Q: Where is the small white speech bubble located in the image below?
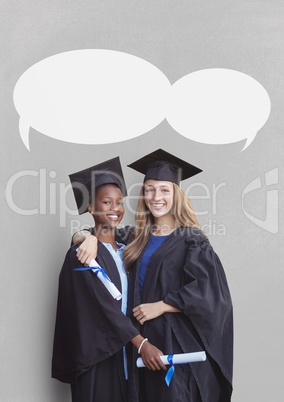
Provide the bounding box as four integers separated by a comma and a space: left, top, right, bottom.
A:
13, 49, 171, 150
166, 68, 271, 150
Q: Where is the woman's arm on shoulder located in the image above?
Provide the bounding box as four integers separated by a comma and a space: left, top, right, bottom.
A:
72, 229, 98, 266
72, 229, 92, 245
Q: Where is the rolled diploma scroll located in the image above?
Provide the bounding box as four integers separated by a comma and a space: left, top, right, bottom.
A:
136, 351, 206, 368
89, 258, 122, 300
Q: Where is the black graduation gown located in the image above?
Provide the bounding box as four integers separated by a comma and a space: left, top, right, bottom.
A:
52, 241, 139, 402
127, 227, 233, 402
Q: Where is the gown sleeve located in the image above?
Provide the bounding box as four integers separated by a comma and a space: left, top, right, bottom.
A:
70, 225, 135, 246
52, 245, 139, 383
115, 225, 135, 245
163, 231, 233, 386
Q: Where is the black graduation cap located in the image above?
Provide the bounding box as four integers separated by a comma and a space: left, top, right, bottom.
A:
69, 156, 127, 215
127, 149, 202, 185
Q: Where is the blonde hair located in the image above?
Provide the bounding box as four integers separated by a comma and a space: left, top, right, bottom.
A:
123, 182, 203, 270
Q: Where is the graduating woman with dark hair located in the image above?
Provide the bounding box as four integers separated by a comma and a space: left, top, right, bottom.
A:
52, 157, 166, 402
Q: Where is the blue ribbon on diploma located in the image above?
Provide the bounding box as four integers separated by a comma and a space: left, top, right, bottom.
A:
165, 354, 175, 387
136, 351, 206, 386
74, 265, 110, 280
73, 264, 122, 300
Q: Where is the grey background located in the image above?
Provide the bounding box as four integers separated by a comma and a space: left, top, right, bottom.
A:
1, 1, 283, 401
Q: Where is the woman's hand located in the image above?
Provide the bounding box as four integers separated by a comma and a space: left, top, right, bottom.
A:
76, 234, 98, 266
131, 335, 166, 370
133, 301, 165, 324
140, 341, 167, 371
133, 301, 181, 325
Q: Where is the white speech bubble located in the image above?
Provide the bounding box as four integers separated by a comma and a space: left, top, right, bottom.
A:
14, 53, 271, 152
166, 68, 271, 150
13, 49, 171, 150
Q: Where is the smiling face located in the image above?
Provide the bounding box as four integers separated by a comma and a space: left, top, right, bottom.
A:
89, 184, 124, 230
144, 180, 174, 221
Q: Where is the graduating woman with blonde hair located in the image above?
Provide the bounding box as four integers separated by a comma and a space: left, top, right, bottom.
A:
124, 149, 233, 402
